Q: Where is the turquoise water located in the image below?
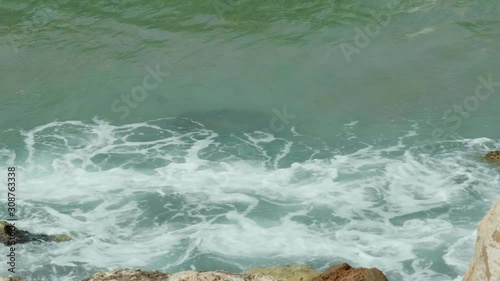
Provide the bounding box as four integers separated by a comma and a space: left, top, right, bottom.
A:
1, 0, 500, 280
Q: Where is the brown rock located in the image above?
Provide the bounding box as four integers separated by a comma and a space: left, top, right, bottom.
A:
484, 151, 500, 162
0, 221, 72, 246
81, 265, 390, 281
81, 269, 169, 281
245, 265, 321, 281
81, 269, 278, 281
168, 270, 276, 281
312, 263, 388, 281
463, 200, 500, 281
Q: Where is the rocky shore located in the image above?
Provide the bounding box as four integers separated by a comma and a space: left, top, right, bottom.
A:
0, 263, 389, 281
1, 152, 498, 281
79, 263, 389, 281
0, 202, 498, 281
1, 202, 498, 281
463, 200, 500, 281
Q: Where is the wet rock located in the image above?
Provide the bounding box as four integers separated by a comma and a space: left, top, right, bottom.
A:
245, 265, 320, 281
312, 263, 388, 281
0, 221, 72, 246
168, 270, 276, 281
484, 151, 500, 162
0, 277, 27, 281
463, 200, 500, 281
81, 269, 278, 281
81, 269, 169, 281
81, 264, 392, 281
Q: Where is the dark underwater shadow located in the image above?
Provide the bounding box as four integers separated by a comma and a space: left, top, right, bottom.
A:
176, 108, 286, 136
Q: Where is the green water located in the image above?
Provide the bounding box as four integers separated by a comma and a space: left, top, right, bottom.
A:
1, 0, 500, 280
2, 0, 499, 140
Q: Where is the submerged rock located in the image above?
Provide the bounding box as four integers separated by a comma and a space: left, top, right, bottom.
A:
245, 265, 320, 281
484, 151, 500, 162
463, 200, 500, 281
0, 221, 72, 246
312, 263, 388, 281
81, 269, 277, 281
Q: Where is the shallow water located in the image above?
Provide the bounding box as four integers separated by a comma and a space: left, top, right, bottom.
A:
1, 0, 500, 280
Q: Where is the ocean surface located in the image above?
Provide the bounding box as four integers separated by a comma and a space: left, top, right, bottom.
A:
1, 0, 500, 280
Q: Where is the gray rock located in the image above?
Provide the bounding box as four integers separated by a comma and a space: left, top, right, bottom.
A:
245, 265, 320, 281
0, 221, 71, 246
81, 269, 278, 281
312, 263, 389, 281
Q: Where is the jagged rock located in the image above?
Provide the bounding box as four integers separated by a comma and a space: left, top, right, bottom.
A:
312, 263, 388, 281
0, 221, 72, 246
0, 277, 27, 281
245, 265, 321, 281
463, 200, 500, 281
484, 151, 500, 162
81, 269, 169, 281
81, 269, 278, 281
168, 270, 276, 281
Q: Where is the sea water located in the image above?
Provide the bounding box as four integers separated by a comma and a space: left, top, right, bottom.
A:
1, 0, 499, 280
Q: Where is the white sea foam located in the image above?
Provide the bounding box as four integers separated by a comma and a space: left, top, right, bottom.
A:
0, 118, 497, 281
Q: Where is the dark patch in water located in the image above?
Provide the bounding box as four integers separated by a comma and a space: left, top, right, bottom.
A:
177, 109, 274, 134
